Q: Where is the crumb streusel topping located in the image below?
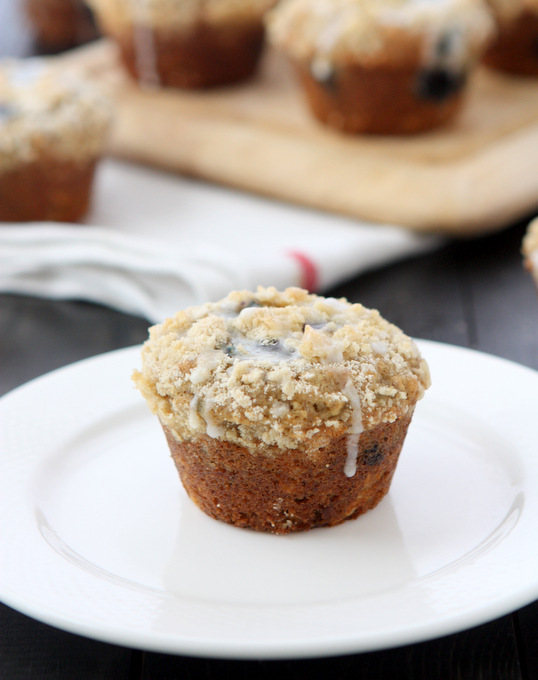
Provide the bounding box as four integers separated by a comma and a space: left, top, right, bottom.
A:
133, 287, 430, 456
87, 0, 277, 29
267, 0, 494, 71
0, 58, 112, 172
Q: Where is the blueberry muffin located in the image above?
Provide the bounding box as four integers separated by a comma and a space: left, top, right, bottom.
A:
86, 0, 277, 89
133, 287, 430, 534
0, 58, 112, 222
523, 218, 538, 289
483, 0, 538, 76
267, 0, 494, 134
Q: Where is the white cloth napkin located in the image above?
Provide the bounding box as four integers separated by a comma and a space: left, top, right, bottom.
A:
0, 160, 441, 322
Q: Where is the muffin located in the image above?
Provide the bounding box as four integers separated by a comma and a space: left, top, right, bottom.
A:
86, 0, 276, 89
0, 58, 112, 223
24, 0, 99, 52
523, 218, 538, 289
133, 287, 430, 534
483, 1, 538, 76
267, 0, 495, 134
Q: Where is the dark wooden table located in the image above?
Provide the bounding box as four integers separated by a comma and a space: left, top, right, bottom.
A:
2, 3, 538, 678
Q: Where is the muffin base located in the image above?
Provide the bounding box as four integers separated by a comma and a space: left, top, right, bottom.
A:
0, 156, 98, 222
102, 20, 265, 89
163, 412, 413, 534
483, 11, 538, 76
294, 61, 465, 135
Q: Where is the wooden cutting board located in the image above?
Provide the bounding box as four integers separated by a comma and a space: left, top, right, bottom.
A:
57, 39, 538, 236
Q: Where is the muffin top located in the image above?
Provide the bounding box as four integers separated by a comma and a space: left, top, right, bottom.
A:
87, 0, 277, 29
133, 287, 430, 455
0, 58, 112, 171
267, 0, 495, 71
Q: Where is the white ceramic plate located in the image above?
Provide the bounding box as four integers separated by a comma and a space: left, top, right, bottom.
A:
1, 340, 537, 659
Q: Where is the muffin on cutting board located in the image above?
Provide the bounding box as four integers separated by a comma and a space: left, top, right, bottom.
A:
87, 0, 277, 88
267, 0, 494, 134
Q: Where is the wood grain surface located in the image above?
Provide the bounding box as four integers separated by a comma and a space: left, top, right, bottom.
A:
55, 39, 538, 236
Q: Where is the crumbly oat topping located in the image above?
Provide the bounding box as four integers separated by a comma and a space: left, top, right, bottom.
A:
133, 287, 430, 455
0, 58, 112, 172
267, 0, 494, 70
87, 0, 277, 29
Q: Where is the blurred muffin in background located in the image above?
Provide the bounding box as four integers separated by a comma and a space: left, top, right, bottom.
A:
86, 0, 277, 89
523, 218, 538, 289
483, 0, 538, 76
267, 0, 494, 135
24, 0, 99, 52
0, 58, 112, 222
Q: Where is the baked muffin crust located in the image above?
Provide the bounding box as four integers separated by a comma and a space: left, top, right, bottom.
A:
133, 287, 430, 456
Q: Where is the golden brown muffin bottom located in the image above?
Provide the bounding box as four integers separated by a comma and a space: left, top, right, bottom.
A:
163, 412, 413, 534
293, 60, 465, 135
483, 11, 538, 76
100, 20, 265, 89
0, 155, 98, 222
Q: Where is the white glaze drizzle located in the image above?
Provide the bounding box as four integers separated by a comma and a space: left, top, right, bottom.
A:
371, 341, 388, 355
190, 350, 223, 384
345, 435, 361, 478
132, 1, 161, 88
342, 377, 364, 478
311, 11, 346, 79
234, 337, 298, 363
201, 391, 225, 439
189, 391, 224, 438
188, 394, 203, 430
297, 322, 365, 477
203, 402, 225, 438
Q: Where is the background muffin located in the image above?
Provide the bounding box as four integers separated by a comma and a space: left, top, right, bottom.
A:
86, 0, 276, 89
24, 0, 99, 53
523, 218, 538, 289
267, 0, 494, 134
133, 287, 430, 534
0, 58, 112, 222
483, 0, 538, 76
